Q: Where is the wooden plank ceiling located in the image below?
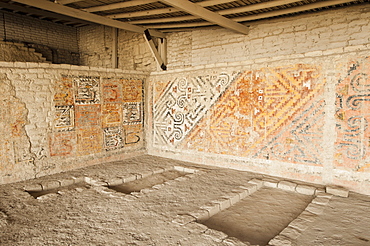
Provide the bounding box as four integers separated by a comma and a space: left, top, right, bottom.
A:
0, 0, 367, 36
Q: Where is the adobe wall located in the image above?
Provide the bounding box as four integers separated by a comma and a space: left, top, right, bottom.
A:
78, 25, 158, 71
147, 5, 370, 195
0, 12, 78, 52
0, 62, 147, 185
0, 12, 79, 64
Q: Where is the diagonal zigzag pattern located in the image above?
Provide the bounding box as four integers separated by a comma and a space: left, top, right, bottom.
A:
182, 64, 326, 165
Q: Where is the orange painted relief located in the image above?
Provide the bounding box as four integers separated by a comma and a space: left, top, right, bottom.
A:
122, 79, 143, 102
335, 57, 370, 172
154, 80, 172, 103
51, 75, 144, 156
123, 124, 142, 145
181, 64, 325, 165
49, 131, 76, 157
102, 81, 123, 103
53, 76, 74, 106
75, 104, 101, 129
102, 103, 122, 128
77, 128, 103, 155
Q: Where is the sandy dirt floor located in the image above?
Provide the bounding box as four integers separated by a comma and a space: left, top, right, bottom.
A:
0, 155, 369, 246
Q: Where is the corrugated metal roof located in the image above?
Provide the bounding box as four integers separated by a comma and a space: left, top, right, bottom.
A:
0, 0, 368, 33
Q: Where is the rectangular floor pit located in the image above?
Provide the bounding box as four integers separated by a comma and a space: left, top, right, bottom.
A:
108, 170, 187, 194
201, 187, 313, 246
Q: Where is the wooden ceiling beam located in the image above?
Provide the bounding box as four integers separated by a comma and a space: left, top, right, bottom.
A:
83, 0, 158, 13
55, 0, 83, 5
130, 15, 196, 24
11, 0, 166, 37
217, 0, 302, 15
143, 0, 359, 29
108, 7, 179, 19
158, 0, 249, 34
128, 0, 301, 24
232, 0, 360, 22
107, 0, 237, 19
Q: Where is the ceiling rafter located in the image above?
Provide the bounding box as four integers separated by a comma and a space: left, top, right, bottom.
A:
56, 0, 83, 5
128, 0, 301, 24
0, 2, 91, 25
233, 0, 360, 22
158, 0, 249, 34
129, 15, 196, 24
217, 0, 302, 15
11, 0, 166, 37
83, 0, 158, 13
107, 7, 179, 19
142, 0, 360, 29
2, 0, 363, 35
106, 0, 239, 19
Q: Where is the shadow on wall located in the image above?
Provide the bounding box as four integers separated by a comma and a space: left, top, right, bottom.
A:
26, 42, 80, 65
0, 40, 79, 65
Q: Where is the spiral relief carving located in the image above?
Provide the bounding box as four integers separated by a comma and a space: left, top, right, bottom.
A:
153, 71, 237, 146
335, 57, 370, 171
346, 116, 367, 134
346, 94, 370, 110
218, 73, 230, 87
177, 78, 188, 91
350, 73, 370, 92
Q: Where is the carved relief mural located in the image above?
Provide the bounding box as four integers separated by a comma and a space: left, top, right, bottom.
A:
153, 65, 325, 165
102, 103, 122, 128
335, 57, 370, 172
153, 72, 240, 146
51, 75, 144, 156
103, 126, 124, 151
123, 102, 142, 125
77, 128, 102, 155
74, 76, 100, 105
124, 125, 142, 145
122, 79, 143, 102
75, 104, 101, 129
102, 81, 123, 103
54, 105, 75, 132
49, 131, 76, 157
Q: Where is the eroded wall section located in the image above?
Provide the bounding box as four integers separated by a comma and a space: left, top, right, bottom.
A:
0, 62, 146, 185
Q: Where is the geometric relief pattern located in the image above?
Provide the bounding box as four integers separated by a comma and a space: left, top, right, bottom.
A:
102, 81, 123, 103
74, 76, 100, 105
75, 104, 101, 129
49, 131, 76, 157
77, 128, 103, 156
182, 64, 325, 165
124, 125, 142, 145
335, 57, 370, 172
123, 102, 142, 125
54, 105, 74, 132
103, 126, 123, 151
53, 76, 74, 106
51, 75, 144, 156
153, 72, 240, 146
254, 98, 325, 165
102, 103, 122, 128
122, 79, 143, 102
